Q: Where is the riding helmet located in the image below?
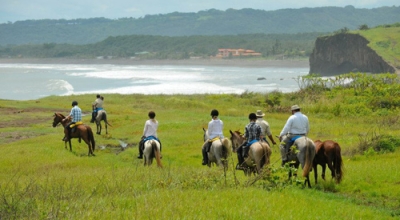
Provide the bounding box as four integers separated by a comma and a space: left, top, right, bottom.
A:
72, 101, 78, 106
248, 113, 257, 120
210, 109, 219, 117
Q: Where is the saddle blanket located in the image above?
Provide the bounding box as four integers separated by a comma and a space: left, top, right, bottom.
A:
144, 136, 160, 142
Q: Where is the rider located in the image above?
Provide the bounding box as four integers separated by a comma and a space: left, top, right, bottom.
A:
201, 109, 224, 165
236, 113, 262, 170
255, 110, 276, 146
278, 104, 309, 166
137, 111, 161, 159
91, 94, 104, 123
63, 100, 82, 141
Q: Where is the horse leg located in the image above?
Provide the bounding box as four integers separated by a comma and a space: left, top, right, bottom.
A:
322, 163, 326, 181
68, 139, 72, 152
96, 122, 101, 135
313, 163, 318, 184
305, 174, 311, 188
327, 159, 335, 180
105, 121, 108, 134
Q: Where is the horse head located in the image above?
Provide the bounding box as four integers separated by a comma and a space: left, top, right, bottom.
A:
53, 112, 70, 128
203, 128, 209, 142
53, 112, 64, 127
229, 130, 244, 153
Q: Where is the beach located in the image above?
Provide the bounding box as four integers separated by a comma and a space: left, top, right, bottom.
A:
0, 58, 309, 68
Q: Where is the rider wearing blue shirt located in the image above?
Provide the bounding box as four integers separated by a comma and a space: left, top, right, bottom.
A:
236, 113, 262, 169
63, 100, 82, 141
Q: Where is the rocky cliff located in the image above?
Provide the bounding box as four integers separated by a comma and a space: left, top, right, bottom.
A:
309, 33, 396, 76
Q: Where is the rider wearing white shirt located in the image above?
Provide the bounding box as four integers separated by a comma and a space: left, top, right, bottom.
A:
279, 105, 309, 165
202, 109, 224, 165
137, 111, 160, 159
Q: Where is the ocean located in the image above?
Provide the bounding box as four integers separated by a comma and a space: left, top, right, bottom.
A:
0, 63, 309, 101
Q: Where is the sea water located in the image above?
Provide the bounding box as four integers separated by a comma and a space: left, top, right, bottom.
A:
0, 63, 309, 101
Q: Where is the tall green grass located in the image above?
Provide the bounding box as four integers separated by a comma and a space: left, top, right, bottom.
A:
1, 84, 400, 219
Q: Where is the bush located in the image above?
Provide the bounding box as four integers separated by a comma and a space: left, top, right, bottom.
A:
373, 135, 400, 153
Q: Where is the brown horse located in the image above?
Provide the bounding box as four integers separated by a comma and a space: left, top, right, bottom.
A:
52, 112, 96, 156
95, 110, 111, 135
313, 140, 344, 184
229, 130, 271, 176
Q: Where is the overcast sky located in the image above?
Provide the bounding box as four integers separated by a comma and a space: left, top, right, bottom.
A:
0, 0, 398, 24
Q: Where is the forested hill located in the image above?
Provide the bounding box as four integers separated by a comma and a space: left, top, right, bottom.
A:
1, 5, 400, 46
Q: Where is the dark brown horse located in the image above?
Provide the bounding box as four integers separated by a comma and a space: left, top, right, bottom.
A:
52, 112, 96, 156
229, 130, 271, 176
94, 110, 111, 135
313, 140, 344, 184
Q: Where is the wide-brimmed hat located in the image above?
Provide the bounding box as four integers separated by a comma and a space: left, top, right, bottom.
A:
256, 110, 265, 117
291, 105, 300, 111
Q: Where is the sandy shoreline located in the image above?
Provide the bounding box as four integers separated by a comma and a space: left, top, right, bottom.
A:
0, 58, 310, 68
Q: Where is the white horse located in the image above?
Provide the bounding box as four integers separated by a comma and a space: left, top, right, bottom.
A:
282, 136, 316, 188
143, 139, 163, 168
203, 128, 232, 170
95, 110, 111, 135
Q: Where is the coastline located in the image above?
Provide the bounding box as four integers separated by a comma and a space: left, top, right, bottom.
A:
0, 58, 310, 68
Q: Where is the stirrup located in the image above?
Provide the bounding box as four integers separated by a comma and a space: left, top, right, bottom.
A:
236, 164, 244, 170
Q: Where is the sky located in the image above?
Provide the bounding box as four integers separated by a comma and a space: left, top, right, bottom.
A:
0, 0, 398, 24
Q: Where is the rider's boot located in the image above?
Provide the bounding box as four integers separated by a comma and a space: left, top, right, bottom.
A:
137, 140, 144, 159
236, 147, 245, 170
202, 147, 208, 165
90, 111, 95, 123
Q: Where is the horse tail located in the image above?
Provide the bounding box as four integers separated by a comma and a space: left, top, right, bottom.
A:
103, 112, 112, 127
152, 141, 163, 168
334, 142, 344, 183
221, 138, 232, 157
302, 138, 314, 178
263, 142, 271, 166
87, 126, 95, 151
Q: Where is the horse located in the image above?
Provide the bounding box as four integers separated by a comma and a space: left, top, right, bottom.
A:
229, 130, 271, 176
203, 128, 232, 170
282, 136, 316, 188
313, 140, 344, 184
52, 112, 96, 156
94, 109, 111, 135
143, 139, 163, 168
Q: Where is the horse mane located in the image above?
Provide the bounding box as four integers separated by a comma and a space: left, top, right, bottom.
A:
55, 112, 65, 118
234, 130, 242, 135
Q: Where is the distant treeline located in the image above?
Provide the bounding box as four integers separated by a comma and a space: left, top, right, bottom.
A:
0, 33, 326, 59
0, 5, 399, 45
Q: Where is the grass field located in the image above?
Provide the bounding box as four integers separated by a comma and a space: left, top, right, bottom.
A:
355, 24, 400, 69
0, 91, 400, 219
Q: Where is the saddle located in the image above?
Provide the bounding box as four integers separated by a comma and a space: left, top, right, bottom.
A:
206, 137, 221, 152
69, 121, 83, 133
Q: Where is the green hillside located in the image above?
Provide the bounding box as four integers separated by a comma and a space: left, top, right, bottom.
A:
354, 23, 400, 69
0, 6, 399, 45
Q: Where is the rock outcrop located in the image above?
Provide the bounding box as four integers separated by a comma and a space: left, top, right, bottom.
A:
309, 33, 396, 76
